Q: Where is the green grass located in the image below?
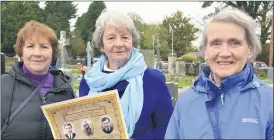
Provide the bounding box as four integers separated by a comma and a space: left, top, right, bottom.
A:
166, 76, 197, 88
169, 74, 271, 88
71, 69, 82, 75
5, 66, 11, 72
178, 81, 192, 88
177, 76, 196, 88
73, 83, 79, 90
259, 75, 267, 81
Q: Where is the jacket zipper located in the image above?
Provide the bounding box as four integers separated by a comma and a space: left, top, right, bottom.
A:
221, 94, 224, 105
219, 86, 225, 138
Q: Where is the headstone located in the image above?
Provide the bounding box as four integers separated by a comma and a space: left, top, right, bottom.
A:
91, 40, 95, 63
267, 67, 273, 83
168, 53, 177, 74
185, 62, 200, 76
58, 31, 72, 87
166, 82, 178, 107
86, 41, 92, 69
137, 49, 155, 68
175, 61, 185, 76
155, 41, 162, 71
15, 55, 21, 62
59, 31, 69, 69
1, 52, 5, 74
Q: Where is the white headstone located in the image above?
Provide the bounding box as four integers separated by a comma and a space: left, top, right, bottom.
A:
86, 41, 92, 68
58, 31, 69, 69
168, 53, 177, 74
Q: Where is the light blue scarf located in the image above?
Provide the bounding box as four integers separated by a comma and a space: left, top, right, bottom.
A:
85, 48, 147, 137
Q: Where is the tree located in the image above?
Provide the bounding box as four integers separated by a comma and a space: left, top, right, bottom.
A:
162, 11, 199, 57
69, 37, 86, 57
73, 2, 105, 57
128, 12, 146, 49
44, 1, 77, 39
128, 12, 145, 28
75, 13, 89, 43
1, 2, 44, 56
75, 1, 106, 43
202, 1, 273, 63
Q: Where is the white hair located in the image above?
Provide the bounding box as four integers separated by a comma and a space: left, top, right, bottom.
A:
200, 8, 261, 61
93, 9, 140, 48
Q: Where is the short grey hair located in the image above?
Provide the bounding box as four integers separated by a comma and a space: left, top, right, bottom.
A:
200, 8, 261, 61
93, 9, 140, 48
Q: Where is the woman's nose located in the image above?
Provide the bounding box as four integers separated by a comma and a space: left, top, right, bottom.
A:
219, 44, 232, 57
32, 45, 42, 56
114, 37, 123, 47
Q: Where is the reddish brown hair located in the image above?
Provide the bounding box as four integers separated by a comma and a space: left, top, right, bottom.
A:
13, 20, 60, 62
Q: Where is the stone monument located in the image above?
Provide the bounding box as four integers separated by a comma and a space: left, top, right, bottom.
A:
86, 41, 94, 70
168, 53, 177, 74
155, 40, 162, 71
58, 31, 72, 86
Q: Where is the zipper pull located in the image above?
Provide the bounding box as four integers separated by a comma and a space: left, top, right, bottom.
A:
221, 94, 224, 105
42, 96, 47, 105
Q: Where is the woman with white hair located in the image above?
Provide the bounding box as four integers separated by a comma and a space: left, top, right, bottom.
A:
79, 9, 173, 139
165, 8, 273, 139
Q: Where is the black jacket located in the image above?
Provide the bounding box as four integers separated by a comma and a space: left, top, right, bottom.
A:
1, 62, 76, 139
65, 132, 76, 139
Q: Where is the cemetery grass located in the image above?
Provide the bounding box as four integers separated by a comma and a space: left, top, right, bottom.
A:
178, 81, 192, 88
177, 76, 197, 88
5, 66, 11, 72
259, 75, 267, 81
176, 75, 272, 88
73, 83, 79, 90
72, 69, 82, 75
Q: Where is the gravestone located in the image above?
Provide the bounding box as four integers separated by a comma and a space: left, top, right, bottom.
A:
86, 41, 92, 69
166, 82, 178, 107
137, 49, 155, 68
168, 53, 177, 75
175, 61, 186, 76
185, 62, 200, 76
1, 52, 5, 74
58, 31, 73, 86
59, 31, 69, 69
267, 67, 273, 83
155, 42, 162, 71
91, 40, 95, 64
15, 55, 21, 62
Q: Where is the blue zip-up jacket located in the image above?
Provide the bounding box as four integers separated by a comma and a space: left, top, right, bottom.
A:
165, 64, 273, 139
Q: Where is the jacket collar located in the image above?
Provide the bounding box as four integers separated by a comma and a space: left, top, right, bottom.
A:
8, 62, 72, 92
193, 64, 261, 94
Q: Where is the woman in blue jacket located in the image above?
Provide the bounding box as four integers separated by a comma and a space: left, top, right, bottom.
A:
79, 9, 173, 139
165, 8, 273, 139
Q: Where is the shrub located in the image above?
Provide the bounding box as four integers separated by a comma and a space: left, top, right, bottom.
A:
179, 54, 198, 63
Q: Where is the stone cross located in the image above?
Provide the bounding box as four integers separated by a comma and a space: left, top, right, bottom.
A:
155, 37, 162, 70
58, 31, 69, 69
86, 41, 92, 68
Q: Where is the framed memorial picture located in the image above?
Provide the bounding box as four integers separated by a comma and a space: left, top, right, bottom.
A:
41, 90, 128, 139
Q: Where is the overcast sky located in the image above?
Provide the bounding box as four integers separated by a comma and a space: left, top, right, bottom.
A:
39, 2, 216, 46
40, 2, 213, 26
72, 2, 214, 28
